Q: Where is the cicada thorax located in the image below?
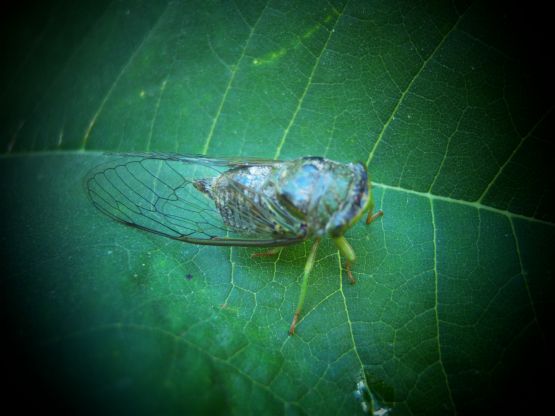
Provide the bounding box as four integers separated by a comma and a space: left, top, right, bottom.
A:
193, 164, 299, 237
194, 157, 370, 240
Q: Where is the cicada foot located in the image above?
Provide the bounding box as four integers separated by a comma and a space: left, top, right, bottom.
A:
289, 312, 300, 336
366, 209, 384, 225
345, 260, 356, 284
334, 237, 357, 284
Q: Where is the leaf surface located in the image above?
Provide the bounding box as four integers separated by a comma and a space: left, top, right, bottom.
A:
2, 1, 553, 414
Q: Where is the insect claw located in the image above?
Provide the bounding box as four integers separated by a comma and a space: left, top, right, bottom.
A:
346, 260, 356, 284
366, 209, 384, 225
289, 312, 300, 335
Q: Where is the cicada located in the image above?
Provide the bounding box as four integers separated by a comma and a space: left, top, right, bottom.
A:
86, 153, 383, 334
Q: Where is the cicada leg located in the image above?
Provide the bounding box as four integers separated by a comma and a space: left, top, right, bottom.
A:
345, 259, 355, 285
251, 247, 283, 258
366, 209, 383, 225
334, 236, 357, 284
289, 238, 321, 335
366, 189, 384, 225
335, 200, 383, 284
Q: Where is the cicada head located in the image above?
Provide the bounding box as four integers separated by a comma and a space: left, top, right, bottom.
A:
324, 161, 371, 238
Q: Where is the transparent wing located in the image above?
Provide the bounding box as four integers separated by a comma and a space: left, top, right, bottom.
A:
85, 153, 306, 247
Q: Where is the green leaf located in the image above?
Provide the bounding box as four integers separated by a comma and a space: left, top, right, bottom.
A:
2, 1, 553, 415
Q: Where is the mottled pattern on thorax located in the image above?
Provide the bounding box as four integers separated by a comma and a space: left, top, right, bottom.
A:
195, 165, 285, 236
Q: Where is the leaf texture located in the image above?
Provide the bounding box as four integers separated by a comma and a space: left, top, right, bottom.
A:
1, 1, 553, 414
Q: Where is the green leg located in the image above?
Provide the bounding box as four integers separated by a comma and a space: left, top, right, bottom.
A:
332, 195, 382, 286
289, 238, 321, 335
334, 236, 357, 284
366, 190, 384, 225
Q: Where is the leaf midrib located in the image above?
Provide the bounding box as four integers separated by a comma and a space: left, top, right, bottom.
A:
0, 150, 552, 227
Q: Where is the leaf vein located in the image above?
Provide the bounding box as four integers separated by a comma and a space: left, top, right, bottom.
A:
337, 251, 369, 406
366, 13, 463, 167
375, 182, 555, 227
430, 198, 457, 413
273, 2, 346, 159
508, 217, 545, 344
201, 2, 269, 155
478, 107, 552, 203
81, 1, 174, 149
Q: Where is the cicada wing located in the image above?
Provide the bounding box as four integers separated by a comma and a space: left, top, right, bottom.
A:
85, 153, 305, 247
113, 152, 284, 168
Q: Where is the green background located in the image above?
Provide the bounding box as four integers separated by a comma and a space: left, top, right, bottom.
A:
1, 1, 553, 414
